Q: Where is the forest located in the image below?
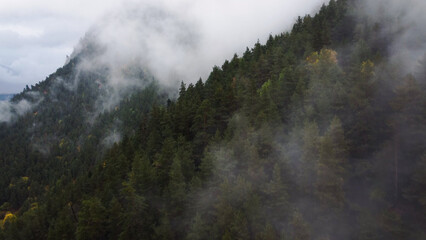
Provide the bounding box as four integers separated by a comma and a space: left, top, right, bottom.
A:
1, 0, 426, 239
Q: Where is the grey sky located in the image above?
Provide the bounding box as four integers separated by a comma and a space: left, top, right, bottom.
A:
0, 0, 327, 94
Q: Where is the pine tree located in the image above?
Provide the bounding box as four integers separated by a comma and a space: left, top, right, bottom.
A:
256, 222, 279, 240
405, 154, 426, 214
289, 211, 311, 240
228, 210, 250, 240
299, 121, 320, 194
315, 116, 347, 209
118, 182, 150, 240
153, 137, 176, 189
76, 197, 107, 240
130, 152, 156, 194
167, 154, 187, 216
265, 163, 289, 221
186, 213, 209, 240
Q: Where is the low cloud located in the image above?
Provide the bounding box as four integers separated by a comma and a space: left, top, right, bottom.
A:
0, 0, 327, 93
65, 0, 327, 116
75, 0, 328, 88
0, 92, 42, 123
356, 0, 426, 75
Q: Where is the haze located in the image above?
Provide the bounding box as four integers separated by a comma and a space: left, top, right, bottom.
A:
0, 0, 327, 94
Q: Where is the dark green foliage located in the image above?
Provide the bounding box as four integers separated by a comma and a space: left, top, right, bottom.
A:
289, 211, 311, 240
1, 0, 426, 239
76, 197, 107, 240
315, 117, 347, 209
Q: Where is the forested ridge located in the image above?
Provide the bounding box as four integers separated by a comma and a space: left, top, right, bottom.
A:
1, 0, 426, 239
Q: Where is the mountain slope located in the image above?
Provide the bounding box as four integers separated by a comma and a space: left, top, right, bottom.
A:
1, 0, 426, 239
0, 45, 167, 210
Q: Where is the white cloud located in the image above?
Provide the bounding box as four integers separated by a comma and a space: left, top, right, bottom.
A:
0, 0, 327, 93
0, 24, 44, 38
356, 0, 426, 75
0, 94, 41, 123
0, 0, 120, 93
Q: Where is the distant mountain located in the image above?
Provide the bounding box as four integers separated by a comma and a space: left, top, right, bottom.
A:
0, 94, 14, 101
1, 0, 426, 239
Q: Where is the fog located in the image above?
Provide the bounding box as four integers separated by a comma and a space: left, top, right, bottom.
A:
71, 0, 329, 91
66, 0, 330, 116
0, 91, 42, 123
185, 0, 426, 238
0, 0, 328, 92
356, 0, 426, 75
0, 0, 328, 123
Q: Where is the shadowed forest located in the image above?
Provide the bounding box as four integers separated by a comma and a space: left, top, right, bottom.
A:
1, 0, 426, 239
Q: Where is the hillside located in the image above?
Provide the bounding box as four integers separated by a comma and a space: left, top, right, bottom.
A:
1, 0, 426, 239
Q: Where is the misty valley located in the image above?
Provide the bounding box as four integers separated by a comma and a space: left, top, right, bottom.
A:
1, 0, 426, 239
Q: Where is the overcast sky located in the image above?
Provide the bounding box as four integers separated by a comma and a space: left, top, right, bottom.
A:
0, 0, 327, 94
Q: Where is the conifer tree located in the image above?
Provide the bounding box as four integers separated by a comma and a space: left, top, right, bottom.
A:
315, 116, 347, 209
300, 121, 320, 194
76, 197, 107, 240
289, 211, 311, 240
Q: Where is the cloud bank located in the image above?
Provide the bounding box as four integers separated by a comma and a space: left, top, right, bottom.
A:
0, 0, 121, 93
356, 0, 426, 75
76, 0, 328, 87
0, 0, 328, 93
0, 91, 42, 123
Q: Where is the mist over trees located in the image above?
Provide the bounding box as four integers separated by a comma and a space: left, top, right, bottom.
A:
1, 0, 426, 239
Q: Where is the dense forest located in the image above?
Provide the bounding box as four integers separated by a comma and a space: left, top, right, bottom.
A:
1, 0, 426, 239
